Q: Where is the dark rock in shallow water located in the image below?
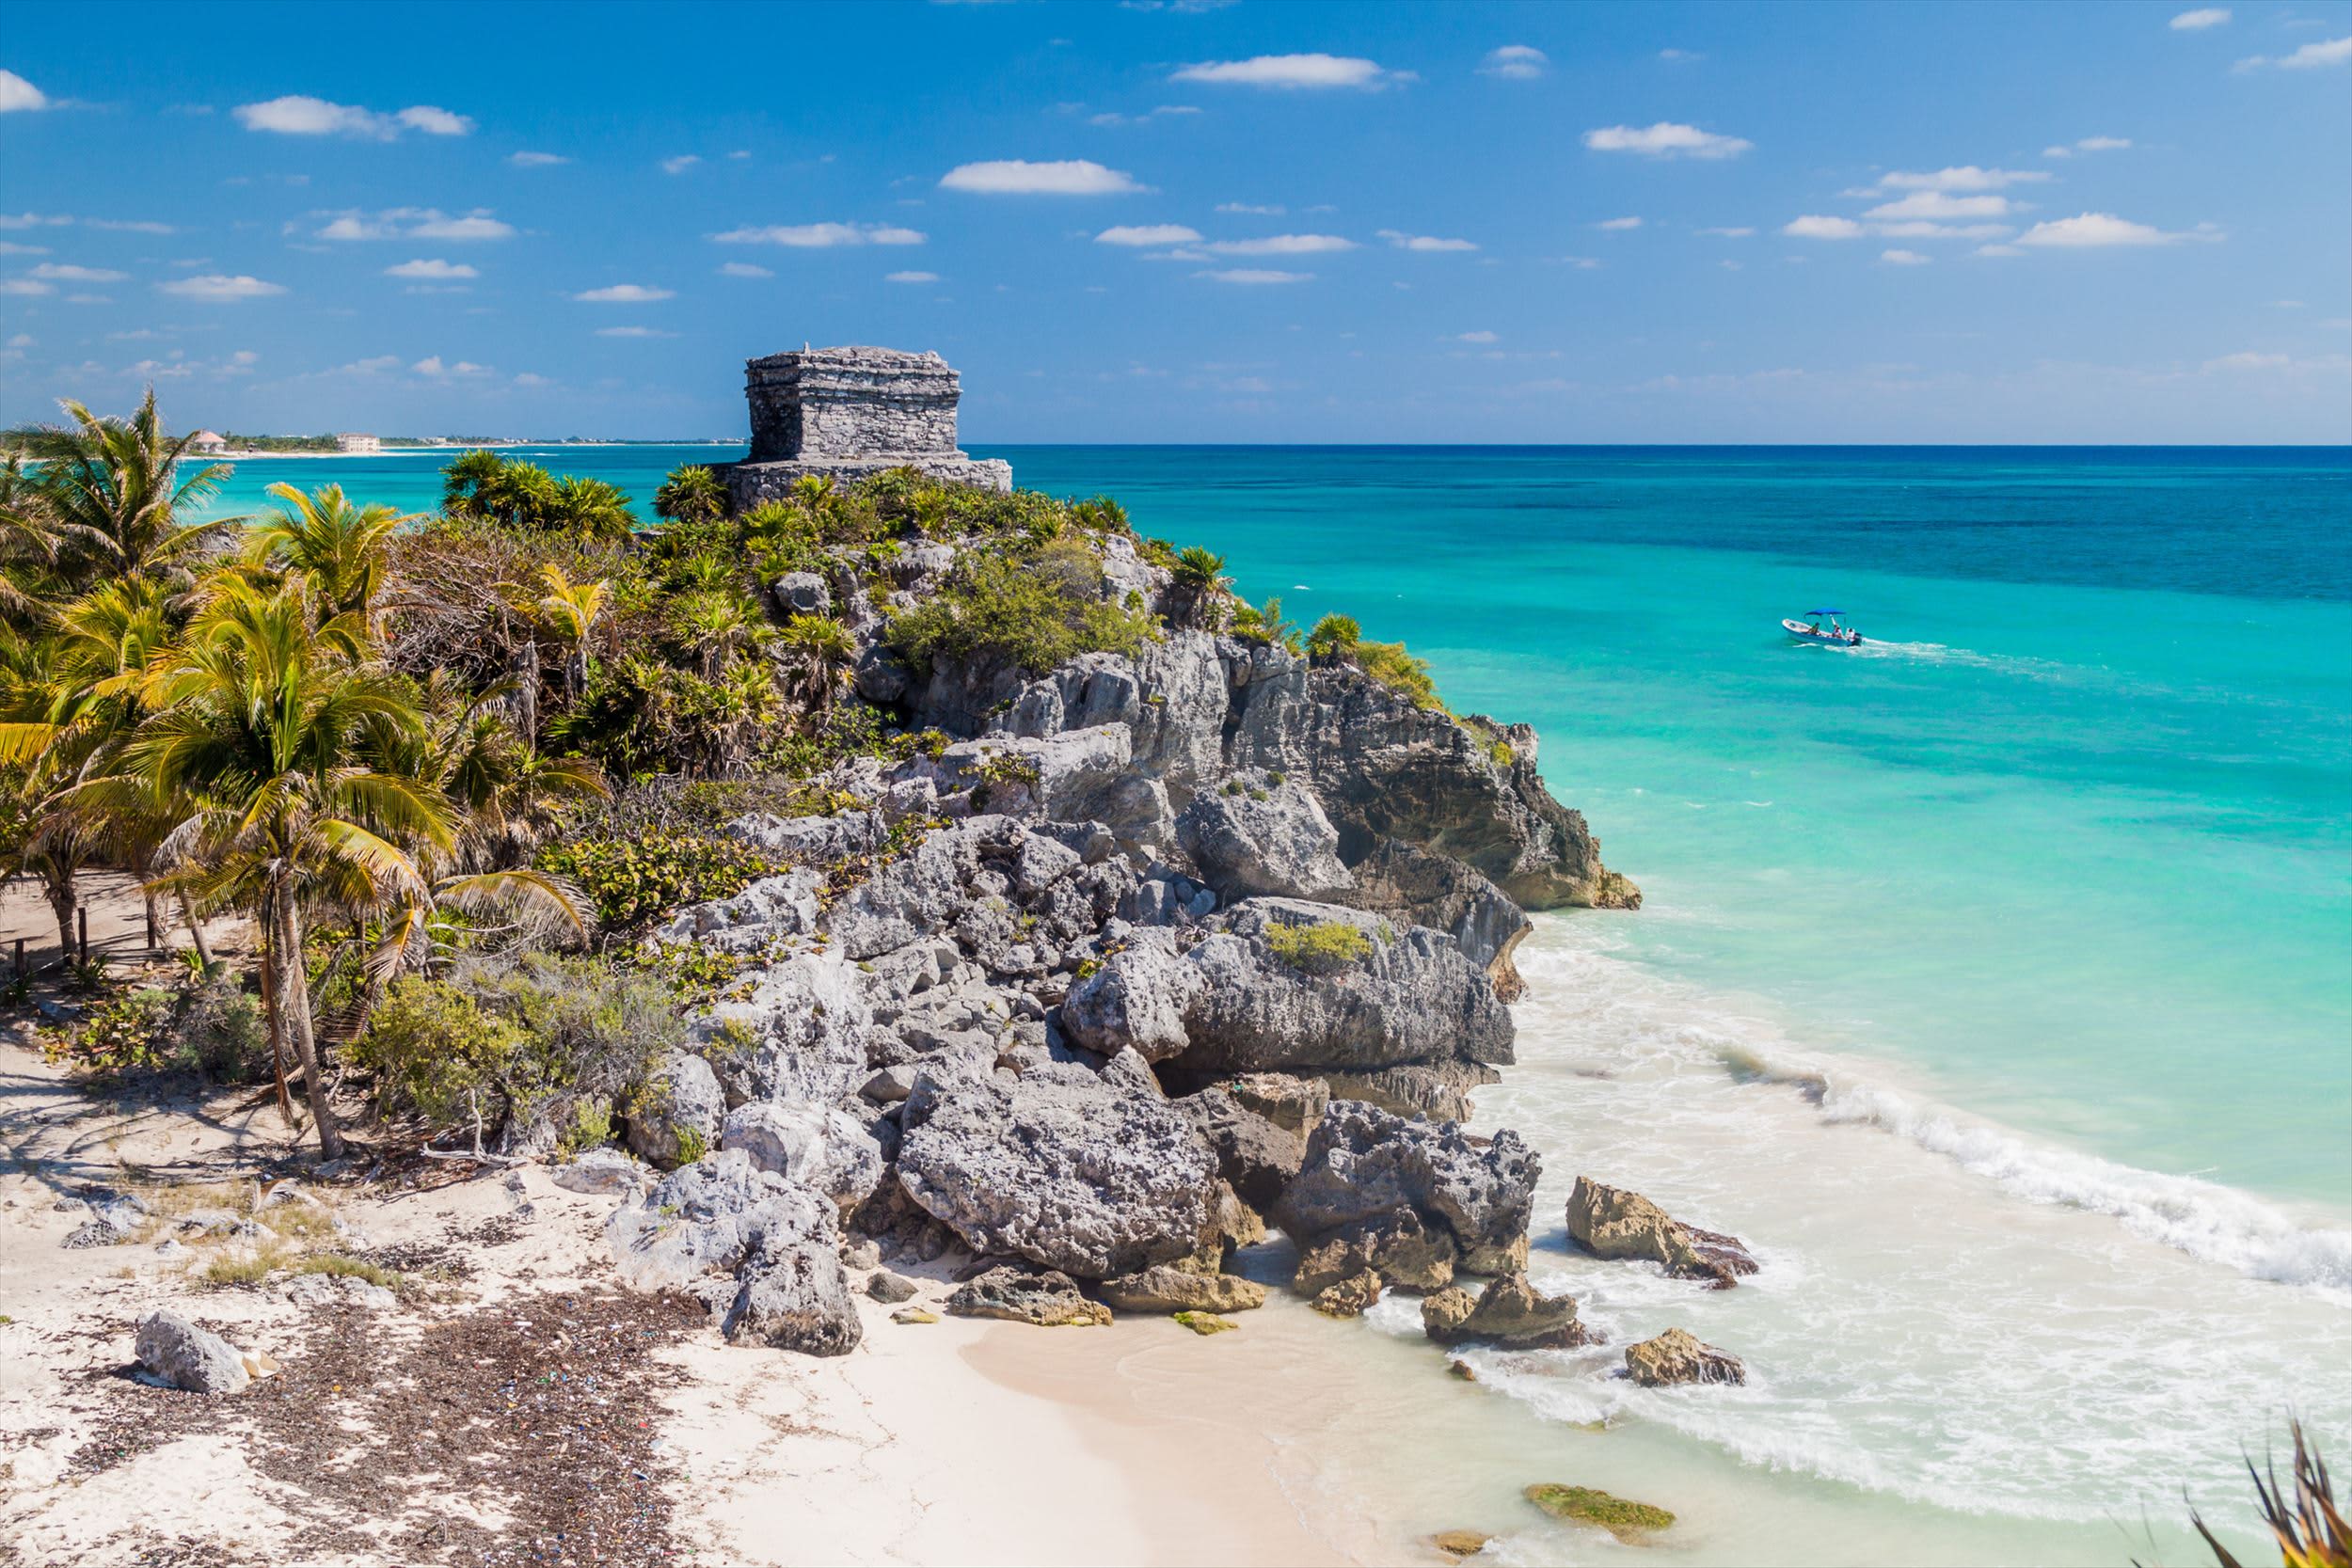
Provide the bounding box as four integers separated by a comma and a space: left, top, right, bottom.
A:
1566, 1176, 1757, 1288
1523, 1484, 1675, 1542
1311, 1271, 1383, 1318
1277, 1101, 1539, 1283
1099, 1264, 1265, 1314
946, 1264, 1111, 1326
1421, 1273, 1586, 1350
1623, 1327, 1745, 1386
1293, 1206, 1455, 1294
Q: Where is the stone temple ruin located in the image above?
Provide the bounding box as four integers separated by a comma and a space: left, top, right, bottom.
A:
717, 345, 1011, 508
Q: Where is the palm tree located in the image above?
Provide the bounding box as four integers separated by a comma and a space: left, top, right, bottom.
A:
0, 455, 63, 626
526, 564, 611, 698
1170, 546, 1230, 628
778, 612, 856, 716
90, 577, 455, 1157
243, 483, 415, 641
30, 389, 239, 591
654, 465, 727, 526
671, 588, 757, 678
439, 449, 508, 519
548, 476, 636, 542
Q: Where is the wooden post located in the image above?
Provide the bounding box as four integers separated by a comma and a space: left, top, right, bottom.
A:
11, 937, 22, 979
77, 907, 89, 967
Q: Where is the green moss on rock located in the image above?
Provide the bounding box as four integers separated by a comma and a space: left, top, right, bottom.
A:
1172, 1310, 1235, 1336
1523, 1484, 1675, 1540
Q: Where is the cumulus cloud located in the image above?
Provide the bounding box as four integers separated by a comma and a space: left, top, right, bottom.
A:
1171, 55, 1406, 89
1194, 268, 1311, 284
411, 355, 494, 375
1861, 166, 2050, 193
939, 159, 1144, 195
661, 154, 701, 175
233, 95, 474, 139
1597, 216, 1643, 231
1216, 202, 1283, 214
2170, 8, 2230, 27
572, 283, 675, 302
1479, 45, 1549, 80
1204, 233, 1354, 255
315, 208, 516, 242
0, 242, 45, 255
1454, 330, 1501, 343
885, 270, 940, 283
2044, 135, 2132, 158
156, 274, 286, 301
1095, 224, 1203, 245
717, 261, 772, 277
510, 150, 568, 166
0, 69, 49, 113
1583, 122, 1752, 159
1865, 191, 2013, 220
709, 221, 926, 245
2014, 212, 2191, 247
2238, 36, 2352, 69
0, 279, 53, 296
384, 258, 478, 279
1784, 214, 1867, 239
1377, 230, 1477, 252
1974, 244, 2025, 257
30, 263, 129, 282
1881, 248, 1931, 264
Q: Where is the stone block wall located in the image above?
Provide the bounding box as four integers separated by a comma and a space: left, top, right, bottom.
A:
745, 346, 964, 463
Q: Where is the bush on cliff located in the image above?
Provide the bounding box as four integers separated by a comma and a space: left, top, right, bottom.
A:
535, 834, 789, 930
1306, 613, 1442, 711
1266, 920, 1374, 976
887, 538, 1155, 674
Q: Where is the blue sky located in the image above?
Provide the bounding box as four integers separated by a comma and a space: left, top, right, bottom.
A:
3, 0, 2348, 443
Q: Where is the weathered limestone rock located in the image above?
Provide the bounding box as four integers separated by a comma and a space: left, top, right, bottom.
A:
772, 571, 830, 615
1565, 1177, 1757, 1289
946, 1264, 1111, 1326
866, 1270, 920, 1304
626, 1053, 724, 1170
1229, 1071, 1328, 1134
1277, 1101, 1539, 1284
1099, 1264, 1266, 1314
1293, 1206, 1455, 1294
1343, 838, 1532, 1001
1318, 1059, 1501, 1124
895, 1062, 1217, 1278
1421, 1273, 1586, 1350
722, 346, 1011, 503
551, 1148, 646, 1196
605, 1149, 834, 1308
1176, 780, 1355, 902
720, 1101, 887, 1215
1169, 1085, 1306, 1212
1624, 1327, 1745, 1386
1310, 1271, 1383, 1318
1430, 1529, 1494, 1560
723, 1237, 862, 1355
135, 1311, 249, 1394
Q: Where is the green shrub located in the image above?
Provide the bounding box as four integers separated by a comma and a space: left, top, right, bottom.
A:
887, 538, 1155, 675
54, 973, 270, 1083
556, 1099, 615, 1158
1303, 613, 1440, 710
59, 987, 176, 1076
1305, 613, 1360, 658
537, 834, 788, 928
1265, 921, 1373, 976
351, 978, 533, 1130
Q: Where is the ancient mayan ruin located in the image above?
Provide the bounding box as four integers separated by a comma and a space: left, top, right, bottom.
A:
718, 345, 1012, 506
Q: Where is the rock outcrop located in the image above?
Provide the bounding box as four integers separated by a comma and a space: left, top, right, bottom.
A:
1278, 1101, 1540, 1288
1420, 1273, 1588, 1350
134, 1311, 250, 1394
946, 1264, 1111, 1326
1566, 1177, 1757, 1289
1624, 1326, 1746, 1386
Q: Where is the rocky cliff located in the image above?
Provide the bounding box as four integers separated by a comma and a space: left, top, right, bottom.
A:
599, 504, 1638, 1354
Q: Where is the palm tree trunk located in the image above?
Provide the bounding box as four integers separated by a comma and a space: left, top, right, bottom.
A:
274, 896, 344, 1159
180, 892, 214, 967
44, 878, 75, 968
257, 908, 294, 1123
143, 890, 163, 950
509, 635, 540, 739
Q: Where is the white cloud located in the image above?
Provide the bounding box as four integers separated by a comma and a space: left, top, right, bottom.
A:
1095, 224, 1204, 245
0, 242, 45, 255
2256, 35, 2352, 68
1864, 166, 2050, 193
1170, 54, 1404, 89
87, 217, 176, 234
514, 372, 554, 387
233, 95, 473, 139
2014, 212, 2185, 247
1479, 45, 1549, 80
710, 221, 927, 245
316, 207, 516, 242
1216, 202, 1283, 215
1597, 216, 1643, 231
1454, 330, 1501, 343
384, 258, 478, 279
2044, 135, 2133, 158
0, 69, 49, 113
1697, 226, 1756, 237
1377, 230, 1478, 252
1866, 191, 2013, 220
30, 263, 129, 282
939, 159, 1144, 195
573, 283, 675, 302
1204, 233, 1354, 255
1089, 104, 1201, 126
1881, 248, 1931, 265
1194, 268, 1311, 284
0, 279, 53, 296
510, 150, 568, 166
885, 270, 940, 284
593, 327, 674, 339
661, 154, 701, 175
1783, 214, 1867, 240
717, 261, 772, 277
1583, 122, 1752, 159
2202, 351, 2286, 371
1973, 244, 2025, 257
156, 274, 286, 301
411, 356, 494, 375
1556, 256, 1602, 269
1659, 48, 1703, 62
1872, 220, 2012, 239
2170, 8, 2231, 28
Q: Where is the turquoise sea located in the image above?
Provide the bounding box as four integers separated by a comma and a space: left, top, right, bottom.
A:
188, 443, 2352, 1561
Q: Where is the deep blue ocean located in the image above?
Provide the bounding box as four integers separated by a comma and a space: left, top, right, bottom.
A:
187, 443, 2352, 1559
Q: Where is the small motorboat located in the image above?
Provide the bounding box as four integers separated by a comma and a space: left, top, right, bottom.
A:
1783, 609, 1864, 646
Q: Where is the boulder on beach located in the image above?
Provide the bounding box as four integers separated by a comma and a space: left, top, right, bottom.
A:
1430, 1529, 1493, 1560
1623, 1327, 1746, 1387
1565, 1176, 1756, 1288
1421, 1273, 1586, 1351
1294, 1205, 1456, 1294
723, 1238, 863, 1356
946, 1264, 1112, 1327
134, 1311, 250, 1395
1310, 1271, 1383, 1318
1278, 1101, 1539, 1290
1099, 1264, 1265, 1314
1523, 1483, 1675, 1542
1172, 1310, 1235, 1336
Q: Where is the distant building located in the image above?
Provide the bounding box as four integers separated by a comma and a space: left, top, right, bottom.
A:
336, 433, 381, 453
188, 429, 228, 453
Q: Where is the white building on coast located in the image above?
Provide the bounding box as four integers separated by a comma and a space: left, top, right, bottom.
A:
335, 433, 381, 453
